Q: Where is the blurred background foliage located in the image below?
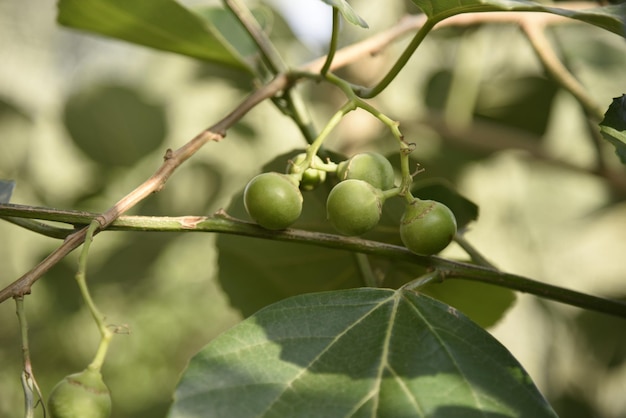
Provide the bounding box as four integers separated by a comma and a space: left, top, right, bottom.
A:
0, 0, 625, 417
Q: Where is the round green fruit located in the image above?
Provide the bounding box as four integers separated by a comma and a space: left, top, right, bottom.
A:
326, 179, 384, 236
336, 152, 394, 190
287, 153, 327, 191
400, 199, 457, 255
244, 172, 303, 230
47, 368, 111, 418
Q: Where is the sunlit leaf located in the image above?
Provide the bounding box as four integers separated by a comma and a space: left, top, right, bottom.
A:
321, 0, 368, 28
412, 0, 626, 36
600, 94, 626, 165
57, 0, 251, 71
168, 288, 556, 418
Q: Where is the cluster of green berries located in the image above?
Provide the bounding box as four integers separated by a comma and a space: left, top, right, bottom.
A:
243, 152, 457, 256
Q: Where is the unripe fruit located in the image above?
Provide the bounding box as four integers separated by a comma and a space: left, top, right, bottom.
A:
336, 152, 395, 190
400, 199, 457, 255
47, 368, 111, 418
244, 172, 303, 230
287, 153, 327, 191
327, 179, 384, 236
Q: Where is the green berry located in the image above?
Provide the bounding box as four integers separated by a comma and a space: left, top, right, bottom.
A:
287, 153, 327, 191
326, 179, 384, 236
47, 368, 111, 418
336, 152, 394, 190
400, 199, 457, 255
244, 172, 303, 230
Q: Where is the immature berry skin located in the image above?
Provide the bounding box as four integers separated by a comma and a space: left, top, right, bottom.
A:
326, 179, 384, 236
244, 172, 303, 230
336, 152, 395, 190
400, 199, 457, 256
287, 153, 327, 191
47, 368, 111, 418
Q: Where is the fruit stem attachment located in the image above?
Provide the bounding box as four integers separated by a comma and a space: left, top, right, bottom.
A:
381, 187, 401, 201
75, 220, 114, 372
324, 72, 418, 197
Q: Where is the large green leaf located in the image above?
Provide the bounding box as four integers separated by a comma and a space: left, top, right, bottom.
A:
168, 288, 556, 418
412, 0, 626, 36
599, 94, 626, 165
57, 0, 251, 71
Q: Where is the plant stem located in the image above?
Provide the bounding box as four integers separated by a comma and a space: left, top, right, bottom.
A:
306, 101, 357, 161
75, 221, 114, 372
224, 0, 319, 144
357, 18, 437, 98
223, 0, 286, 74
521, 20, 604, 122
355, 253, 379, 287
402, 270, 442, 291
283, 88, 319, 144
3, 205, 625, 318
2, 216, 74, 239
453, 233, 496, 269
15, 296, 44, 418
320, 7, 341, 76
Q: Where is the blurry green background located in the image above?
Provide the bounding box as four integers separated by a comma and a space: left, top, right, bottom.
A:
1, 1, 626, 417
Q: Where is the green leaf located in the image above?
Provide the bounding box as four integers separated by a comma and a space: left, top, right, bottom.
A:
599, 94, 626, 165
168, 288, 556, 418
411, 0, 626, 36
56, 0, 251, 71
321, 0, 369, 28
0, 180, 15, 203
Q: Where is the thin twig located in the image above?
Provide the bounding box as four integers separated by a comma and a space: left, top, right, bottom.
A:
321, 7, 341, 76
15, 296, 45, 418
521, 19, 604, 121
223, 0, 287, 74
2, 206, 626, 318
